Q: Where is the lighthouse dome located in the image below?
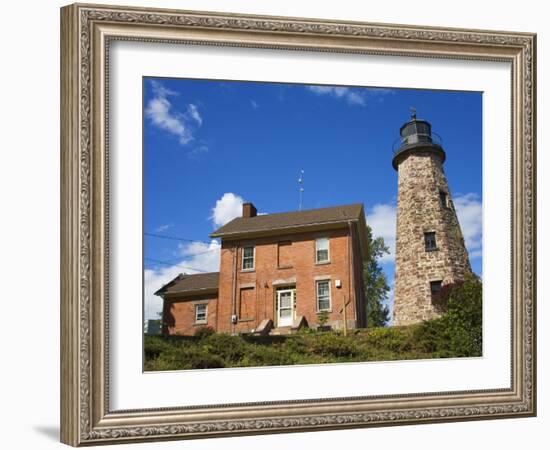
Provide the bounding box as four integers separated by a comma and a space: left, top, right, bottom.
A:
392, 111, 445, 170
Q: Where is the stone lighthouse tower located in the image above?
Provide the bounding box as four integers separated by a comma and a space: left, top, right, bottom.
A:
392, 110, 471, 326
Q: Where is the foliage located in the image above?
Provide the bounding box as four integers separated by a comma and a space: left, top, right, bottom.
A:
151, 347, 225, 371
201, 333, 248, 362
316, 310, 330, 328
240, 345, 295, 367
143, 335, 172, 360
309, 333, 359, 358
193, 326, 216, 339
363, 224, 391, 327
144, 278, 482, 370
414, 273, 483, 357
361, 326, 412, 353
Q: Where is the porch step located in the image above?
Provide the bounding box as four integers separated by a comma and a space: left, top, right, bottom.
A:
269, 326, 293, 336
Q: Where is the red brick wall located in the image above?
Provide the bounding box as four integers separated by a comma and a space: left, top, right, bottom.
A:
277, 241, 293, 267
162, 293, 218, 336
217, 227, 361, 333
239, 287, 255, 320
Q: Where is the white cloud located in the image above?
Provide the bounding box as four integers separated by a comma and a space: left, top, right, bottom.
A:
250, 100, 259, 109
346, 91, 366, 106
211, 193, 245, 227
144, 240, 221, 320
366, 193, 482, 265
187, 104, 202, 126
307, 86, 365, 106
145, 80, 204, 147
366, 203, 397, 264
453, 193, 483, 259
145, 192, 246, 319
306, 86, 394, 106
188, 145, 209, 160
155, 223, 173, 232
145, 81, 192, 144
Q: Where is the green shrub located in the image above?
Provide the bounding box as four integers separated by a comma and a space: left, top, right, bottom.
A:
202, 333, 247, 362
309, 333, 359, 358
363, 326, 413, 353
144, 335, 171, 360
180, 348, 226, 369
144, 356, 179, 371
148, 345, 226, 370
143, 277, 482, 371
194, 326, 216, 339
414, 274, 482, 357
317, 311, 330, 328
283, 336, 309, 355
413, 318, 448, 354
441, 274, 482, 356
240, 345, 294, 367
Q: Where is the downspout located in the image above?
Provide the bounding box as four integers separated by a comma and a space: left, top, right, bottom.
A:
255, 281, 259, 329
215, 248, 220, 332
230, 243, 238, 334
264, 281, 268, 322
348, 221, 356, 328
160, 295, 167, 335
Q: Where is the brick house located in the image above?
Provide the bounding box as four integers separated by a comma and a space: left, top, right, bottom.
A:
156, 203, 369, 335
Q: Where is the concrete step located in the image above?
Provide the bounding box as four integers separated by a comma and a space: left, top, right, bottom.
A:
269, 326, 293, 336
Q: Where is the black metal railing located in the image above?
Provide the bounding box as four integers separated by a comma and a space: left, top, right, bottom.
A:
392, 132, 443, 154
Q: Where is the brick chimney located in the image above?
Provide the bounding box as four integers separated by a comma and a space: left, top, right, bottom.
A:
242, 202, 257, 218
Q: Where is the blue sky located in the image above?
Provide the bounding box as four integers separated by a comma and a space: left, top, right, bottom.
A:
143, 78, 482, 320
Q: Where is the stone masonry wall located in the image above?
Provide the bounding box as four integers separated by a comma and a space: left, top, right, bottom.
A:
393, 152, 471, 326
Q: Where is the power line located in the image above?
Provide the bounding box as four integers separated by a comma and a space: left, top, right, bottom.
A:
144, 258, 210, 273
149, 246, 220, 264
145, 232, 214, 245
144, 232, 220, 269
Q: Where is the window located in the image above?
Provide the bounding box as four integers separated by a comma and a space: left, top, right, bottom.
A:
315, 237, 330, 263
242, 246, 255, 270
239, 287, 255, 319
430, 280, 442, 299
277, 241, 292, 268
316, 280, 331, 311
424, 232, 437, 251
439, 190, 448, 208
194, 303, 207, 324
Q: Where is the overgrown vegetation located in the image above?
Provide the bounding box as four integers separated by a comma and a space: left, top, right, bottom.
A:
145, 275, 482, 371
412, 273, 483, 357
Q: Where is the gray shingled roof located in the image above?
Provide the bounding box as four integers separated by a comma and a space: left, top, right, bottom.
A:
155, 272, 219, 296
210, 203, 364, 238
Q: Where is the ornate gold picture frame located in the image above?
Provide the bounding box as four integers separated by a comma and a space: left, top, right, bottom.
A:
60, 3, 536, 446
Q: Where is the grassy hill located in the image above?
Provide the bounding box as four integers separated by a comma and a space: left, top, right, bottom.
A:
144, 274, 482, 371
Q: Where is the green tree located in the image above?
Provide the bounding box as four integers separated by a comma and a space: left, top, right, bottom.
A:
414, 273, 483, 357
440, 273, 483, 355
363, 225, 391, 327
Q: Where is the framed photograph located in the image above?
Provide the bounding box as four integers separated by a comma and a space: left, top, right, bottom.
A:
60, 3, 536, 446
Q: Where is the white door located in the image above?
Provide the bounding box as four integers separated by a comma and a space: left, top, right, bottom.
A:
277, 289, 294, 327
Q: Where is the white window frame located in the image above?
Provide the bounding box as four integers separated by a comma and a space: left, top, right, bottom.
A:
194, 303, 208, 324
315, 237, 330, 264
316, 279, 332, 312
241, 245, 255, 271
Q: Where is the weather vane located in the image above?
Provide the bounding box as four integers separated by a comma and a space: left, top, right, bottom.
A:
410, 106, 417, 120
